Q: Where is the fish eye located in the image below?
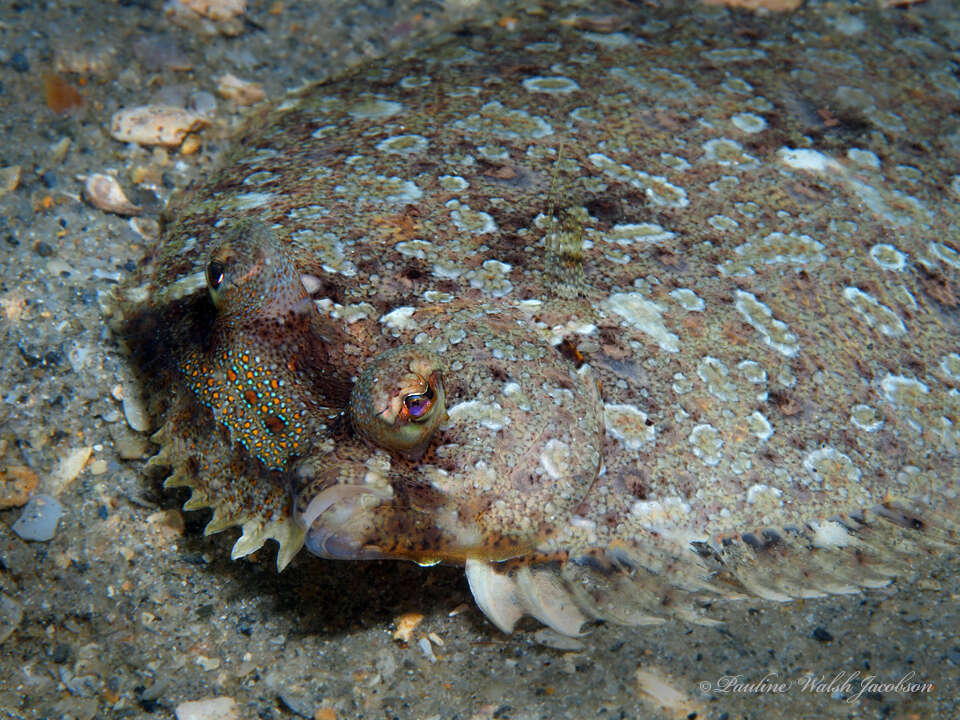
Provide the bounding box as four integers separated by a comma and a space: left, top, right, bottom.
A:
402, 384, 435, 420
348, 348, 446, 459
206, 259, 226, 292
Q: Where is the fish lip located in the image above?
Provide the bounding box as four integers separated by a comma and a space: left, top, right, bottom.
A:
295, 482, 391, 560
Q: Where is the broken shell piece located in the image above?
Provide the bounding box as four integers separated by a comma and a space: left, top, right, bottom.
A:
165, 0, 247, 36
110, 105, 210, 147
180, 134, 202, 155
392, 612, 424, 643
217, 73, 266, 105
53, 45, 116, 75
635, 668, 704, 716
130, 216, 160, 241
0, 466, 39, 510
84, 174, 142, 216
0, 166, 21, 198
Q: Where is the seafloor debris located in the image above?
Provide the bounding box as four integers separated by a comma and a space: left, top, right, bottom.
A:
83, 174, 142, 216
164, 0, 247, 36
174, 696, 240, 720
217, 73, 266, 105
109, 105, 210, 147
0, 593, 23, 645
12, 494, 64, 542
0, 466, 39, 510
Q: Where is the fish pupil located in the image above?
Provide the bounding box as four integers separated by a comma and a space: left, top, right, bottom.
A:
403, 385, 434, 419
206, 260, 225, 291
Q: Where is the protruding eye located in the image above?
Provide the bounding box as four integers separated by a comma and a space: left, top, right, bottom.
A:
402, 384, 435, 420
349, 348, 446, 459
206, 259, 226, 292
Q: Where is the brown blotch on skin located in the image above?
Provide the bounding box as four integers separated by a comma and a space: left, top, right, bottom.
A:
916, 265, 959, 308
770, 389, 801, 417
556, 337, 586, 368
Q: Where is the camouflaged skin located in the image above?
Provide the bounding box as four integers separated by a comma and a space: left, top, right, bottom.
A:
121, 0, 960, 632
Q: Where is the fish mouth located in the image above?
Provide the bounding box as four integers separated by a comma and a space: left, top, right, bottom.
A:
295, 483, 394, 561
294, 477, 532, 566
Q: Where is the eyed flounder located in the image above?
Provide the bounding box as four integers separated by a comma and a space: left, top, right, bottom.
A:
117, 0, 960, 635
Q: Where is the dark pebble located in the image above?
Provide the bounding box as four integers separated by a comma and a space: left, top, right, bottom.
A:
34, 241, 55, 257
138, 698, 160, 713
5, 233, 18, 247
811, 627, 834, 643
97, 505, 109, 520
277, 690, 314, 718
237, 614, 255, 636
52, 643, 70, 663
10, 51, 29, 73
41, 171, 58, 189
77, 288, 98, 305
135, 687, 160, 714
947, 647, 960, 666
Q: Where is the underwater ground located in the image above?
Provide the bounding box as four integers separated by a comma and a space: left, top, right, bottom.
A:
0, 0, 958, 718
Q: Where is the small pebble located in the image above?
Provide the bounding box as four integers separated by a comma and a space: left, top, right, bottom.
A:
110, 105, 210, 147
417, 636, 437, 663
147, 509, 185, 537
947, 647, 960, 666
52, 643, 71, 663
532, 628, 586, 651
181, 134, 203, 156
53, 45, 115, 75
277, 688, 313, 718
141, 676, 170, 702
392, 612, 424, 643
10, 51, 29, 73
217, 73, 265, 105
811, 626, 834, 642
0, 593, 24, 644
44, 75, 85, 112
123, 385, 152, 432
34, 241, 55, 257
635, 668, 702, 714
113, 425, 151, 459
165, 0, 247, 36
175, 697, 239, 720
0, 166, 21, 197
48, 446, 92, 495
84, 174, 142, 216
0, 465, 39, 510
12, 494, 64, 542
49, 137, 72, 163
41, 170, 58, 189
188, 90, 217, 116
196, 655, 221, 671
130, 216, 161, 241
